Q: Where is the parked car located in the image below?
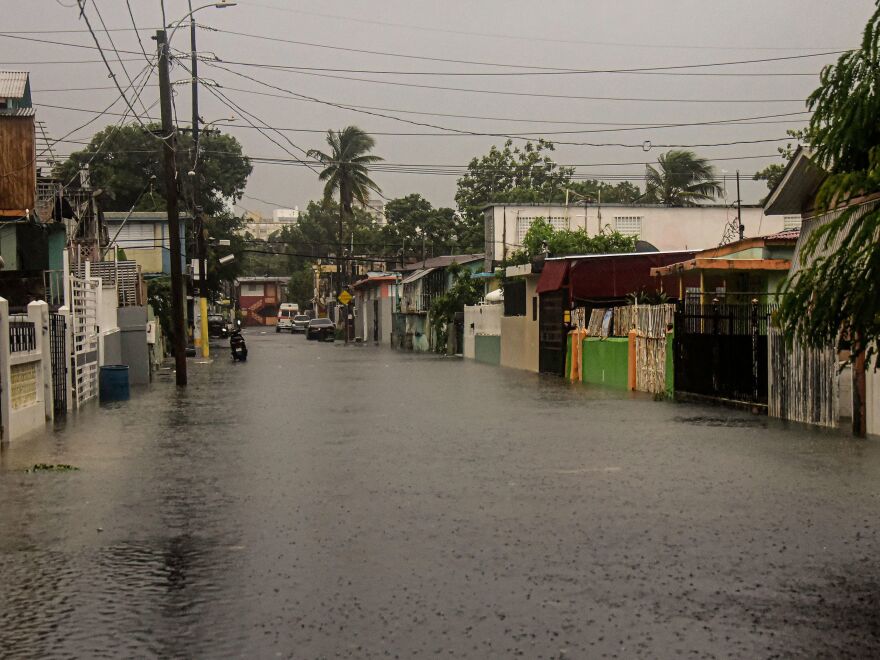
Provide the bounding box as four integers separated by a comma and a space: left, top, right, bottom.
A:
306, 318, 336, 341
291, 314, 310, 333
276, 303, 300, 333
207, 314, 230, 338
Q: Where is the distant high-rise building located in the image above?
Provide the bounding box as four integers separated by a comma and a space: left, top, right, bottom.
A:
239, 207, 300, 241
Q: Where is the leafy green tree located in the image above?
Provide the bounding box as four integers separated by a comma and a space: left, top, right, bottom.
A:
307, 126, 382, 290
455, 140, 573, 248
382, 193, 461, 259
777, 3, 880, 367
429, 263, 483, 354
643, 150, 722, 206
53, 124, 251, 216
507, 217, 638, 264
567, 179, 642, 204
455, 140, 645, 249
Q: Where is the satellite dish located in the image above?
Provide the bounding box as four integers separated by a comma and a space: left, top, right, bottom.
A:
635, 240, 659, 253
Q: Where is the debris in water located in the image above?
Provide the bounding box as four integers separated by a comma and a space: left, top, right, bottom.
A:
25, 463, 79, 473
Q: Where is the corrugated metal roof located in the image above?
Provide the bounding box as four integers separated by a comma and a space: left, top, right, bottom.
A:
400, 268, 434, 285
0, 107, 35, 117
763, 228, 801, 241
396, 254, 483, 272
0, 71, 29, 98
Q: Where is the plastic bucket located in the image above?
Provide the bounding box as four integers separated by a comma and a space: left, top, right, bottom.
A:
99, 365, 130, 402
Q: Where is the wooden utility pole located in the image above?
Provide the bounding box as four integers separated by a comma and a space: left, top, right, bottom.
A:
190, 2, 210, 359
157, 29, 187, 385
737, 170, 744, 241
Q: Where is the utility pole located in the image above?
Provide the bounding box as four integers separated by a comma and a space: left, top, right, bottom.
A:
156, 29, 187, 386
189, 1, 210, 359
736, 170, 744, 241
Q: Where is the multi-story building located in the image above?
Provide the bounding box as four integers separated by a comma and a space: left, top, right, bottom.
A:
482, 203, 798, 270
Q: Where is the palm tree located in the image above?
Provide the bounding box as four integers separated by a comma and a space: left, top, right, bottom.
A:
307, 126, 382, 294
644, 150, 722, 206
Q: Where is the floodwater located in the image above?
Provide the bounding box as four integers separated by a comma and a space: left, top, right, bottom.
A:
1, 330, 879, 658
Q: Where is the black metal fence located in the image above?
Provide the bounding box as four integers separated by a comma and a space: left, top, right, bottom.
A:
49, 313, 67, 415
674, 300, 774, 405
9, 316, 37, 353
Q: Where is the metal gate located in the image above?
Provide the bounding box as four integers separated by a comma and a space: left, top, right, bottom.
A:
539, 291, 567, 376
70, 275, 99, 406
49, 313, 67, 415
674, 300, 773, 405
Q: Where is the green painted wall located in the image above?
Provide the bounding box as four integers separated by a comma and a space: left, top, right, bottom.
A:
474, 334, 501, 366
48, 227, 66, 271
665, 332, 675, 398
582, 337, 629, 390
0, 225, 18, 271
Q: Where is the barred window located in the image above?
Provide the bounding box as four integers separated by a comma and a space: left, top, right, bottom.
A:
783, 215, 802, 230
516, 216, 569, 243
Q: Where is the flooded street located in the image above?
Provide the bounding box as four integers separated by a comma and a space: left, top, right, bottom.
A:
2, 329, 880, 657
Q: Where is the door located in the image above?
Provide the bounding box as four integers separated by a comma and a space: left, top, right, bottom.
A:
539, 290, 567, 376
372, 300, 379, 342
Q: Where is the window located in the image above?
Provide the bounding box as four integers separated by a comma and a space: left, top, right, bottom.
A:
242, 283, 263, 296
114, 222, 154, 249
613, 216, 643, 236
516, 216, 569, 243
783, 215, 802, 230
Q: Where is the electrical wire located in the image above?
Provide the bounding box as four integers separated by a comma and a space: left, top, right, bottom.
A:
214, 59, 810, 104
232, 2, 847, 53
32, 98, 812, 135
204, 25, 848, 72
90, 0, 149, 116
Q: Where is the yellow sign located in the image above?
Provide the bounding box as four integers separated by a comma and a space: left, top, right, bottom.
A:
337, 290, 353, 305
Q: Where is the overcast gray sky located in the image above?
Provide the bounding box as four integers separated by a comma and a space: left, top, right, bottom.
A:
2, 0, 874, 216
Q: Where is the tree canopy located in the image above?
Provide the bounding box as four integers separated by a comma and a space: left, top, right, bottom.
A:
777, 3, 880, 367
508, 217, 638, 265
454, 139, 642, 249
53, 124, 252, 216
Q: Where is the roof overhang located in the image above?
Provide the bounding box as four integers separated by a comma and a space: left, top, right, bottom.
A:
650, 258, 792, 277
763, 148, 827, 216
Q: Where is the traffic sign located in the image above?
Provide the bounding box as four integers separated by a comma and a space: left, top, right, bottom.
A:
337, 290, 353, 305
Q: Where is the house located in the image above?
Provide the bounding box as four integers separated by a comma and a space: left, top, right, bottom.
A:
103, 211, 190, 276
352, 272, 399, 344
762, 148, 880, 436
236, 276, 288, 326
650, 229, 800, 303
392, 254, 483, 352
482, 202, 794, 271
533, 250, 697, 375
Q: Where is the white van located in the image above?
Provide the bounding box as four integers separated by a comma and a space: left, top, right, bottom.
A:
276, 303, 300, 333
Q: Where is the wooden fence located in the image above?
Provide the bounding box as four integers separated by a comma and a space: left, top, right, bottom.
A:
768, 327, 839, 427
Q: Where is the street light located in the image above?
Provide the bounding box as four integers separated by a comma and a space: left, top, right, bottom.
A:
166, 0, 238, 360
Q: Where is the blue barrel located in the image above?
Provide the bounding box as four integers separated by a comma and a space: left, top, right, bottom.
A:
99, 365, 130, 402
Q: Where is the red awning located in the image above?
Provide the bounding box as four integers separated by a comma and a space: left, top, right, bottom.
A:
535, 260, 570, 294
568, 251, 697, 299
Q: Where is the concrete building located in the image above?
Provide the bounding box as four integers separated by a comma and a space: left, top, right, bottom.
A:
104, 211, 190, 276
240, 208, 300, 241
482, 203, 798, 270
236, 276, 288, 327
352, 273, 399, 344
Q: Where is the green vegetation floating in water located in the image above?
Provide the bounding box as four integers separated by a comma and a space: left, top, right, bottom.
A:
26, 463, 79, 473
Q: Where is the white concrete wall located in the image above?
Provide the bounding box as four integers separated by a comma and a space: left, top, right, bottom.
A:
867, 362, 880, 438
96, 280, 121, 366
463, 303, 503, 361
485, 204, 786, 263
0, 299, 51, 443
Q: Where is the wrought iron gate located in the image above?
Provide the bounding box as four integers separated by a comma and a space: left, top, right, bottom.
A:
70, 275, 99, 406
674, 300, 773, 405
49, 313, 67, 415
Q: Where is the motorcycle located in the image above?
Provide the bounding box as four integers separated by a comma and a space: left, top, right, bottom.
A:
230, 321, 248, 361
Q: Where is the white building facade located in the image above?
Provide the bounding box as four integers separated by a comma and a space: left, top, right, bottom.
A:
483, 203, 799, 267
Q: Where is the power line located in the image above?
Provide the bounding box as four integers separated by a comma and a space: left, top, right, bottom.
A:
212, 58, 808, 104
34, 101, 806, 148
232, 2, 848, 53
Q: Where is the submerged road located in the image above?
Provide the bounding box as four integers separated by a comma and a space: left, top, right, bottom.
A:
1, 329, 879, 657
